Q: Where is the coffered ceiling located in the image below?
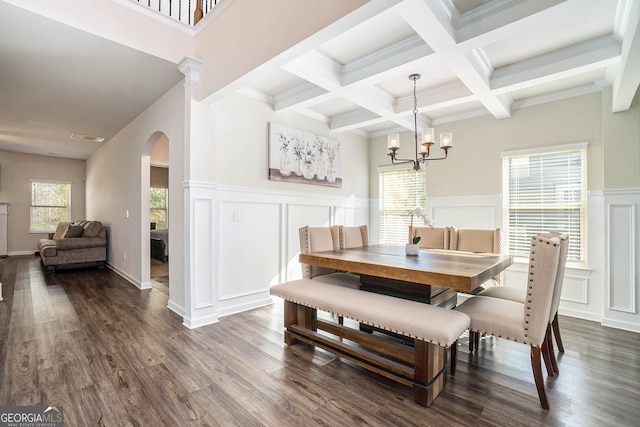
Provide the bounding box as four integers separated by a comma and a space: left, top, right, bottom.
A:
237, 0, 637, 138
0, 0, 638, 159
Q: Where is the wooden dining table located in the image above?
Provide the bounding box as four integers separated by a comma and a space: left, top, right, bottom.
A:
299, 244, 513, 307
293, 244, 513, 407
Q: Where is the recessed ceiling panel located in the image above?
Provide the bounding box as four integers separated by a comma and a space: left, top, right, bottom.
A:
376, 61, 460, 99
246, 69, 307, 98
318, 8, 416, 65
312, 98, 362, 118
483, 1, 616, 69
509, 69, 608, 101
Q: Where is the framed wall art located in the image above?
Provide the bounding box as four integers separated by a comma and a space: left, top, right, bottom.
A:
268, 123, 342, 188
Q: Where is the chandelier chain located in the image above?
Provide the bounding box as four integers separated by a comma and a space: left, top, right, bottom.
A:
413, 77, 418, 115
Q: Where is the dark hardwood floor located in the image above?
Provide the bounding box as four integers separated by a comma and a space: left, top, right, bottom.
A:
0, 255, 638, 426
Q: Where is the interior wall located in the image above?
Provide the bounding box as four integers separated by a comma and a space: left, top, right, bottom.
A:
369, 91, 605, 202
86, 82, 185, 309
208, 92, 369, 198
0, 150, 86, 255
195, 0, 369, 100
151, 133, 169, 166
602, 87, 640, 189
368, 89, 640, 331
4, 0, 194, 64
178, 90, 370, 326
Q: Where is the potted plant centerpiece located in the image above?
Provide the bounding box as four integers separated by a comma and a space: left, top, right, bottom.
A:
405, 235, 421, 256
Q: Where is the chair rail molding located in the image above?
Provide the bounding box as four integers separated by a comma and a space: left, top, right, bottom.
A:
180, 180, 368, 324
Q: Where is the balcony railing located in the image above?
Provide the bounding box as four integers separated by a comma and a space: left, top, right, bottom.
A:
133, 0, 218, 26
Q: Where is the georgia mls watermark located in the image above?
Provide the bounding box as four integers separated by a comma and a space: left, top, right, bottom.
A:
0, 406, 63, 427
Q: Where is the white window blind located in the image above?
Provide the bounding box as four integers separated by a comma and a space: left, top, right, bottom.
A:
502, 144, 587, 264
379, 167, 426, 245
30, 180, 71, 232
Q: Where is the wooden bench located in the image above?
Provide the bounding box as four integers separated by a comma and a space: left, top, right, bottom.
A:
270, 279, 470, 407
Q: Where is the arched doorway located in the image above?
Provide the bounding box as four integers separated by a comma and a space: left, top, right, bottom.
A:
142, 131, 170, 290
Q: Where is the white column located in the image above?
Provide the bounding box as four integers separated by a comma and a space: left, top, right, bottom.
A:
178, 56, 219, 328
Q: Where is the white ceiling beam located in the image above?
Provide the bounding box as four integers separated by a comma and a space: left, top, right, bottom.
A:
342, 35, 434, 86
454, 0, 567, 44
396, 0, 512, 119
282, 50, 343, 90
278, 35, 438, 118
491, 35, 622, 92
273, 83, 330, 112
330, 109, 382, 132
612, 0, 640, 112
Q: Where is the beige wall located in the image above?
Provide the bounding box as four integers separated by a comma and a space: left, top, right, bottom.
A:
86, 82, 185, 297
208, 92, 370, 199
150, 133, 169, 166
602, 87, 640, 189
196, 0, 368, 100
0, 150, 85, 254
369, 91, 623, 200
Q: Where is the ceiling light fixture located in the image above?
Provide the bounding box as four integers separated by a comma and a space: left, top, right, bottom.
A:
70, 133, 105, 143
387, 74, 452, 170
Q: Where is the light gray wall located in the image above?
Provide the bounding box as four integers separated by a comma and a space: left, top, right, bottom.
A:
369, 91, 609, 202
86, 82, 185, 300
0, 150, 86, 254
209, 92, 369, 198
602, 87, 640, 189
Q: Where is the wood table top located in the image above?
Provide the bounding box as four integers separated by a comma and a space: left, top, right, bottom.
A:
299, 245, 513, 292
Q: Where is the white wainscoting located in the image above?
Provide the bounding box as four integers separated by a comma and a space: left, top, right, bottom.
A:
427, 194, 502, 230
186, 182, 368, 324
603, 189, 640, 332
182, 182, 219, 329
182, 187, 639, 333
424, 192, 608, 325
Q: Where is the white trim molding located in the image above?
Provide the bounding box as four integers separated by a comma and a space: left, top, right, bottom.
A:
602, 188, 640, 333
606, 203, 636, 313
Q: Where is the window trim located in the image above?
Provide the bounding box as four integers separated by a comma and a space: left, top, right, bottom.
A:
29, 179, 72, 233
501, 142, 588, 267
150, 186, 169, 230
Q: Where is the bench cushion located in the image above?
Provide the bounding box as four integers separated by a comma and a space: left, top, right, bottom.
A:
312, 272, 360, 289
271, 279, 470, 347
477, 285, 525, 303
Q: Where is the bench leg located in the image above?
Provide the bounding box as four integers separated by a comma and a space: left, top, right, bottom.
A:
450, 340, 458, 376
413, 340, 446, 407
283, 301, 316, 346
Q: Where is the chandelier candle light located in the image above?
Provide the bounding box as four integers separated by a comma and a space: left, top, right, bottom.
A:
387, 74, 452, 170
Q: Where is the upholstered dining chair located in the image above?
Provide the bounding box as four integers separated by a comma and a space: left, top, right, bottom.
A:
298, 225, 340, 279
454, 234, 562, 409
299, 225, 361, 324
449, 227, 500, 253
409, 226, 450, 249
340, 225, 369, 249
478, 232, 569, 373
450, 228, 502, 293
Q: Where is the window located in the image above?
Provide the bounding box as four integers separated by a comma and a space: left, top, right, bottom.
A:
150, 187, 168, 229
30, 180, 71, 232
379, 167, 427, 244
502, 143, 587, 265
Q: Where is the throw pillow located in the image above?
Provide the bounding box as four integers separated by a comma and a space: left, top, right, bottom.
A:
82, 221, 103, 238
53, 222, 70, 240
63, 225, 84, 238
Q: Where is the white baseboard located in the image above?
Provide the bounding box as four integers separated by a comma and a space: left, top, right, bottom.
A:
107, 263, 145, 289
